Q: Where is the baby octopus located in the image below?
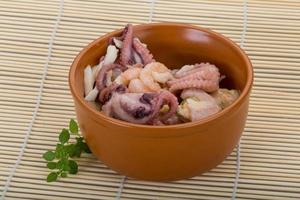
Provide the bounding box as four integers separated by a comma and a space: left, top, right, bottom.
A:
102, 90, 178, 125
84, 24, 240, 125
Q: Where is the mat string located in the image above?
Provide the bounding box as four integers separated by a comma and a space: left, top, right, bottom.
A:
231, 0, 248, 199
115, 176, 127, 200
148, 0, 156, 23
0, 0, 65, 199
232, 143, 241, 200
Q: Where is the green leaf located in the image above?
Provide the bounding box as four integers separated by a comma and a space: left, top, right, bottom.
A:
43, 151, 55, 161
61, 172, 67, 178
68, 160, 78, 174
55, 144, 63, 159
59, 129, 70, 144
57, 159, 64, 169
43, 120, 91, 182
63, 160, 70, 171
73, 146, 82, 158
47, 172, 58, 182
65, 144, 75, 157
57, 158, 69, 170
47, 162, 56, 170
69, 119, 78, 134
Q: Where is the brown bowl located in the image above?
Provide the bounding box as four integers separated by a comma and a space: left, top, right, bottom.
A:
69, 23, 253, 181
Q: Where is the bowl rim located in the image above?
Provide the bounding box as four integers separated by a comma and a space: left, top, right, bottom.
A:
69, 22, 253, 130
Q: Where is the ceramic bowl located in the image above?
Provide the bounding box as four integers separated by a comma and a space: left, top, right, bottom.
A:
69, 23, 253, 181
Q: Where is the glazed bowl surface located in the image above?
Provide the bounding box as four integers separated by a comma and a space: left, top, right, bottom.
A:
69, 23, 253, 181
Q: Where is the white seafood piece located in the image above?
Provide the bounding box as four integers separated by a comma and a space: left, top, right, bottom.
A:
84, 87, 99, 101
92, 61, 104, 79
103, 45, 119, 65
181, 88, 215, 102
178, 89, 221, 121
177, 97, 221, 122
113, 38, 123, 48
84, 65, 94, 96
212, 89, 240, 109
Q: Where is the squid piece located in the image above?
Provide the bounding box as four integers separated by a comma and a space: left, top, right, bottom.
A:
84, 65, 94, 96
211, 88, 240, 109
103, 45, 119, 66
177, 89, 221, 122
85, 87, 99, 102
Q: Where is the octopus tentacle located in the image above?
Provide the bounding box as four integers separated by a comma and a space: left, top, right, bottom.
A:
168, 63, 220, 93
99, 83, 128, 104
96, 63, 126, 91
120, 24, 134, 66
169, 79, 219, 93
156, 91, 178, 121
133, 37, 154, 65
175, 63, 208, 78
168, 68, 219, 85
147, 91, 178, 123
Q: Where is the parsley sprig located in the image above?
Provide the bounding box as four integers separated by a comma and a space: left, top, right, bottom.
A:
43, 119, 91, 182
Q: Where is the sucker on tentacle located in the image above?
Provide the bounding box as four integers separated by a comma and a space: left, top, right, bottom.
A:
133, 37, 154, 65
120, 24, 134, 66
148, 90, 178, 123
168, 63, 220, 93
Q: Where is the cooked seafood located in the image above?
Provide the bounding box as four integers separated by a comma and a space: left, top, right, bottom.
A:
83, 24, 240, 125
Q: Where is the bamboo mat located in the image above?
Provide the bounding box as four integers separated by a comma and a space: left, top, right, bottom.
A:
0, 0, 299, 199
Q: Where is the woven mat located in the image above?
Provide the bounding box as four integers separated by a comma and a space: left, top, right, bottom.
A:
0, 0, 300, 199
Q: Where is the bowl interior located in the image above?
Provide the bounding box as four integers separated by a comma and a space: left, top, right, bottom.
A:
72, 23, 250, 112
